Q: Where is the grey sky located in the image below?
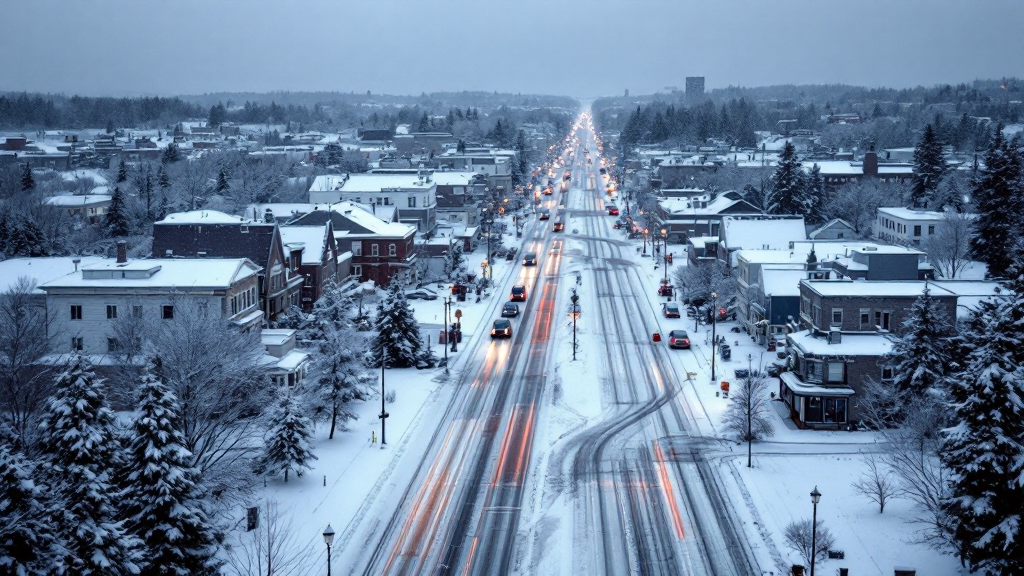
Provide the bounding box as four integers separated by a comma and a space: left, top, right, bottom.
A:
3, 0, 1022, 98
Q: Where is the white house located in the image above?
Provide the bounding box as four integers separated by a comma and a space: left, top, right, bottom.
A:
38, 244, 262, 356
875, 207, 947, 246
308, 172, 437, 232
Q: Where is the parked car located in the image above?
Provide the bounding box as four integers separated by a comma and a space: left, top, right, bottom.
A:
523, 252, 537, 266
607, 205, 620, 216
538, 208, 551, 220
510, 285, 527, 301
405, 288, 438, 300
490, 319, 513, 338
658, 284, 674, 297
663, 302, 681, 318
553, 216, 565, 232
667, 330, 691, 349
501, 302, 520, 318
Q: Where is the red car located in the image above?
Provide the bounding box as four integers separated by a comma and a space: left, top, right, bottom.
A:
668, 330, 691, 349
607, 205, 619, 216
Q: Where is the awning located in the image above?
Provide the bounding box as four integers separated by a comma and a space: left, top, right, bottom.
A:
231, 309, 264, 327
780, 372, 855, 396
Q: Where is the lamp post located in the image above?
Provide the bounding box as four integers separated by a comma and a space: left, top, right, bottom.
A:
570, 289, 579, 361
810, 486, 821, 576
322, 524, 335, 576
443, 295, 451, 375
379, 343, 388, 447
642, 228, 649, 255
482, 208, 491, 282
710, 291, 718, 384
661, 227, 668, 283
452, 308, 461, 352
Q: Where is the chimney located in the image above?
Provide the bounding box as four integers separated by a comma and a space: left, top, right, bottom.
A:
116, 240, 128, 264
73, 257, 81, 272
863, 151, 878, 176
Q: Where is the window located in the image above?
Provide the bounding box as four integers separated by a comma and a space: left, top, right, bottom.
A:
824, 397, 847, 423
826, 361, 844, 383
388, 243, 397, 256
106, 305, 117, 319
812, 304, 822, 327
71, 337, 83, 351
831, 308, 843, 326
881, 366, 894, 381
408, 196, 417, 208
913, 225, 922, 237
806, 396, 822, 422
352, 242, 362, 256
859, 309, 870, 330
371, 244, 379, 257
70, 305, 83, 320
132, 305, 143, 318
874, 310, 891, 330
240, 225, 249, 233
162, 305, 174, 320
928, 225, 935, 235
107, 337, 120, 352
352, 264, 362, 277
805, 360, 821, 383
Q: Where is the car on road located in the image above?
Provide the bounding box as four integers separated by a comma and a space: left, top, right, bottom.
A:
501, 302, 520, 318
553, 216, 565, 232
523, 252, 537, 266
663, 302, 681, 318
667, 330, 691, 349
510, 285, 527, 301
491, 319, 513, 338
405, 288, 438, 300
538, 208, 550, 220
607, 205, 619, 216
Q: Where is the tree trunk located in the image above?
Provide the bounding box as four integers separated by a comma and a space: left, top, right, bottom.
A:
329, 400, 338, 440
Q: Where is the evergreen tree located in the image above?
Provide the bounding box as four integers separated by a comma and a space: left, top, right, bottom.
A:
941, 261, 1024, 574
106, 119, 115, 134
20, 163, 34, 192
117, 158, 129, 183
444, 240, 466, 281
123, 359, 222, 576
970, 126, 1024, 278
0, 443, 57, 576
515, 129, 530, 178
804, 163, 827, 225
215, 169, 229, 193
417, 112, 430, 132
0, 211, 9, 255
370, 277, 424, 368
457, 139, 466, 153
37, 354, 140, 575
309, 322, 372, 439
207, 103, 226, 128
162, 142, 182, 164
766, 141, 808, 216
911, 123, 946, 208
105, 185, 132, 237
648, 112, 669, 143
253, 389, 317, 483
157, 164, 171, 190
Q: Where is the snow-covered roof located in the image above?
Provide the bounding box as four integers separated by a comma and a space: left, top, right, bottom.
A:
659, 195, 754, 216
929, 280, 1002, 297
802, 160, 862, 175
877, 165, 914, 175
687, 235, 717, 248
280, 226, 328, 256
44, 194, 112, 206
787, 329, 894, 357
261, 329, 295, 347
802, 279, 956, 298
737, 249, 811, 265
276, 349, 310, 371
332, 202, 414, 236
808, 218, 855, 239
877, 207, 947, 221
158, 210, 248, 225
309, 173, 435, 193
39, 258, 259, 290
780, 372, 856, 396
722, 216, 806, 250
430, 171, 477, 186
761, 268, 810, 296
0, 256, 106, 293
61, 169, 109, 185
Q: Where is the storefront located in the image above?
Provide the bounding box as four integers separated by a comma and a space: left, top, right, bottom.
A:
779, 372, 854, 429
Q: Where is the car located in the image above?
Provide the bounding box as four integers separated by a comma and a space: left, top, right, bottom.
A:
501, 302, 520, 318
405, 288, 438, 300
667, 330, 691, 349
538, 208, 550, 220
510, 285, 527, 301
523, 252, 537, 266
658, 284, 674, 297
553, 217, 564, 232
663, 302, 681, 318
491, 319, 513, 338
607, 205, 620, 216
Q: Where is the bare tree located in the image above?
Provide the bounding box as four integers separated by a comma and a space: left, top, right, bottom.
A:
170, 157, 214, 211
225, 501, 313, 576
672, 258, 735, 307
721, 373, 775, 467
852, 452, 904, 513
821, 178, 898, 237
784, 518, 836, 568
145, 297, 272, 496
922, 208, 974, 279
0, 277, 55, 449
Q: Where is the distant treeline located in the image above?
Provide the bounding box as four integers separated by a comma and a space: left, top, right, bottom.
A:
0, 93, 205, 130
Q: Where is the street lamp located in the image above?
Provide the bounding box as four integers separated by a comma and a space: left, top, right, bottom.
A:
810, 486, 821, 576
379, 343, 388, 447
661, 228, 668, 283
452, 308, 462, 352
443, 294, 451, 375
710, 291, 718, 384
482, 208, 491, 282
570, 289, 579, 361
322, 524, 335, 576
642, 228, 649, 255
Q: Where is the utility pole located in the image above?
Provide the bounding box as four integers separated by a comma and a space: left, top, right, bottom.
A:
570, 289, 579, 361
379, 343, 388, 446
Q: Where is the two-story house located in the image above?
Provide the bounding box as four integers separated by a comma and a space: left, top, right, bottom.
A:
875, 207, 959, 247
718, 216, 807, 265
288, 202, 417, 287
38, 243, 262, 356
822, 244, 934, 280
798, 279, 958, 335
152, 210, 303, 321
432, 170, 488, 227
278, 222, 341, 312
434, 147, 514, 192
656, 193, 762, 243
307, 172, 437, 233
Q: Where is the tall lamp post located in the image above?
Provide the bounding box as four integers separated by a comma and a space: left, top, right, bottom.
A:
442, 295, 451, 375
661, 227, 668, 283
642, 228, 649, 255
710, 291, 718, 384
570, 289, 579, 361
322, 524, 335, 576
378, 343, 388, 447
482, 207, 491, 283
810, 486, 821, 576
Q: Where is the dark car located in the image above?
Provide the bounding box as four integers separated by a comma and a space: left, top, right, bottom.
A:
538, 208, 551, 220
553, 217, 565, 232
491, 319, 513, 339
663, 302, 681, 318
510, 285, 527, 301
523, 252, 537, 266
607, 205, 619, 216
405, 288, 438, 300
668, 330, 691, 349
501, 302, 520, 318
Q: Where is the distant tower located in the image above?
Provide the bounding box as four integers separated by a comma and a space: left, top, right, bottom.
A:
685, 77, 705, 101
624, 88, 629, 97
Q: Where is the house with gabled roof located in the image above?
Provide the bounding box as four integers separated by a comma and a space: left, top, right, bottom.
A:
288, 202, 417, 287
307, 171, 437, 233
278, 222, 342, 311
718, 215, 807, 265
655, 192, 762, 242
152, 210, 303, 321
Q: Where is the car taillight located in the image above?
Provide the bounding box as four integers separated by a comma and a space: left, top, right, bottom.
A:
682, 339, 689, 346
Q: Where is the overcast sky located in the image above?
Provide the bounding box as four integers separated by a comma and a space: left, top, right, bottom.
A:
3, 0, 1023, 99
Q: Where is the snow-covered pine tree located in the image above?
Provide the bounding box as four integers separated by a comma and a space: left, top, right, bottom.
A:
911, 123, 945, 209
123, 358, 222, 576
0, 442, 56, 576
885, 284, 953, 412
310, 323, 372, 439
370, 277, 424, 368
253, 389, 317, 483
215, 169, 229, 193
37, 353, 140, 575
444, 241, 466, 281
970, 125, 1024, 279
117, 158, 129, 183
105, 185, 132, 237
20, 163, 34, 192
804, 163, 826, 224
766, 141, 807, 216
941, 257, 1024, 574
